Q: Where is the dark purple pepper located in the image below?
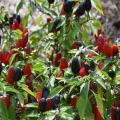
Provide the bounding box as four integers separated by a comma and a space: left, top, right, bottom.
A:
115, 107, 120, 120
42, 86, 50, 99
90, 61, 96, 71
51, 95, 60, 109
74, 3, 85, 17
39, 98, 46, 112
9, 17, 14, 25
47, 0, 55, 4
17, 14, 21, 23
0, 61, 2, 74
53, 19, 61, 29
12, 67, 22, 81
63, 1, 73, 13
84, 62, 90, 74
0, 36, 1, 46
28, 94, 36, 103
71, 57, 80, 75
108, 70, 116, 79
83, 0, 92, 12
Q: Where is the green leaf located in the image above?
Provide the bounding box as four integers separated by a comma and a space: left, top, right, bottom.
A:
0, 82, 5, 90
5, 87, 19, 94
81, 30, 91, 46
0, 102, 9, 120
93, 92, 104, 118
87, 49, 99, 56
17, 93, 24, 105
96, 78, 106, 89
85, 101, 94, 120
22, 87, 36, 97
91, 0, 104, 15
18, 84, 36, 97
60, 106, 71, 112
25, 103, 38, 108
50, 76, 56, 87
101, 71, 110, 78
43, 6, 58, 17
26, 112, 39, 118
13, 29, 22, 39
36, 16, 42, 26
16, 0, 24, 13
50, 85, 63, 97
115, 75, 120, 81
9, 54, 16, 66
33, 60, 46, 73
60, 112, 73, 120
22, 13, 29, 28
8, 97, 16, 120
91, 19, 102, 35
77, 82, 89, 119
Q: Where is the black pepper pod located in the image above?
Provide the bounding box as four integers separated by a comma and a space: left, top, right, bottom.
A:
9, 17, 14, 25
28, 94, 36, 103
17, 14, 21, 23
84, 62, 90, 74
3, 15, 9, 25
83, 0, 92, 12
90, 61, 96, 71
53, 19, 61, 29
39, 98, 46, 112
12, 67, 22, 82
0, 61, 2, 74
108, 70, 116, 79
47, 0, 55, 4
4, 15, 9, 22
74, 3, 85, 17
77, 41, 83, 48
51, 95, 60, 109
114, 107, 120, 120
51, 19, 61, 32
42, 86, 50, 99
0, 36, 1, 46
63, 1, 73, 13
71, 57, 80, 75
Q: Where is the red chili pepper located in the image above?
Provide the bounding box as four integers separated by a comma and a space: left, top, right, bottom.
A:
12, 22, 19, 30
26, 79, 33, 90
16, 39, 23, 48
71, 42, 79, 49
110, 101, 120, 120
94, 104, 103, 120
103, 43, 113, 57
97, 29, 102, 36
19, 99, 28, 110
54, 51, 62, 65
98, 61, 104, 70
24, 63, 31, 77
56, 71, 63, 78
36, 88, 42, 103
46, 98, 51, 111
70, 95, 78, 107
90, 82, 98, 92
2, 96, 11, 108
47, 16, 52, 23
59, 58, 68, 70
18, 20, 23, 30
111, 44, 119, 55
79, 67, 86, 77
6, 66, 15, 84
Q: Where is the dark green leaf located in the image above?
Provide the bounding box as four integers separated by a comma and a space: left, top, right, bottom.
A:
16, 0, 24, 13
77, 82, 89, 119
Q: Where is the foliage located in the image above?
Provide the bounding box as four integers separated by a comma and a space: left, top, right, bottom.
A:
0, 0, 120, 120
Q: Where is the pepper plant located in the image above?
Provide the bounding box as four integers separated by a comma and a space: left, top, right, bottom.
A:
0, 0, 120, 120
